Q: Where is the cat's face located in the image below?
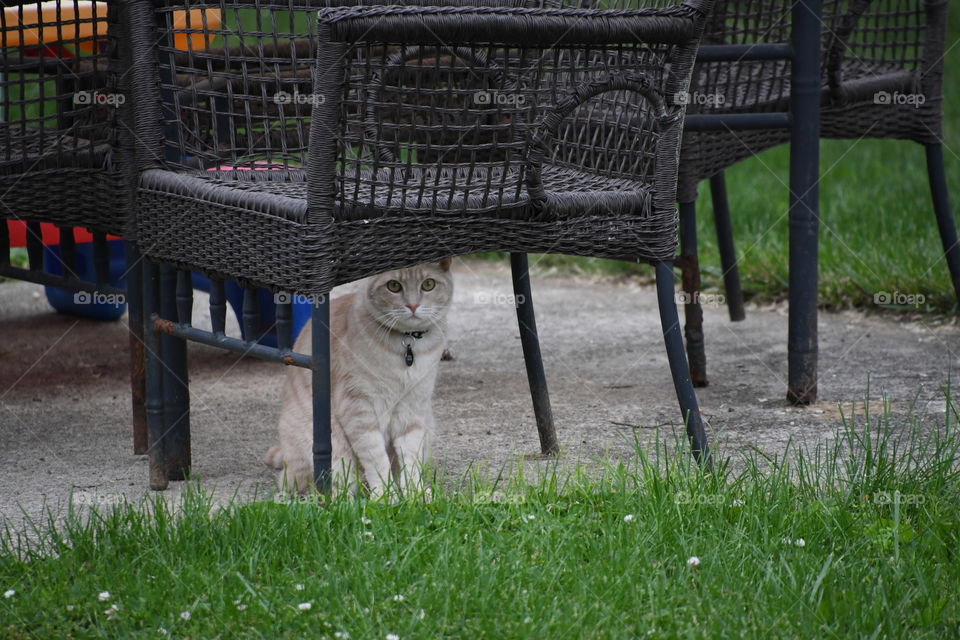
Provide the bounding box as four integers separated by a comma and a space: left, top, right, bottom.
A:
363, 259, 454, 332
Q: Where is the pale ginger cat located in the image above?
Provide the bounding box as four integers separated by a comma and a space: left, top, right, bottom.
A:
265, 259, 453, 497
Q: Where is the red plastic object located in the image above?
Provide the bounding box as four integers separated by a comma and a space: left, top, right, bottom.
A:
5, 220, 119, 246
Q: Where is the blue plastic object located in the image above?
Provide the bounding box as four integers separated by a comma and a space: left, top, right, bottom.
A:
190, 273, 311, 348
43, 240, 128, 320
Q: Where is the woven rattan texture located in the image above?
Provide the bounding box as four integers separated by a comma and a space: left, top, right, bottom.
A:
0, 1, 126, 235
129, 0, 711, 294
676, 0, 945, 201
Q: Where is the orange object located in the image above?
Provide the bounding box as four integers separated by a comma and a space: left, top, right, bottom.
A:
1, 1, 107, 49
1, 2, 219, 51
171, 8, 221, 51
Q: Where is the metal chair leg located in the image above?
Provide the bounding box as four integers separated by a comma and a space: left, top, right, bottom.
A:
312, 298, 333, 492
678, 201, 708, 387
786, 0, 822, 406
510, 253, 559, 455
124, 242, 148, 455
158, 264, 191, 481
143, 261, 168, 490
709, 172, 746, 322
655, 261, 710, 466
925, 143, 960, 305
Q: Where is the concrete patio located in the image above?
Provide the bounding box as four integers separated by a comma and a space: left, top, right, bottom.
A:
2, 259, 957, 529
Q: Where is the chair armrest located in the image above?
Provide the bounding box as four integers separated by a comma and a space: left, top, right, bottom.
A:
317, 4, 707, 47
826, 0, 945, 102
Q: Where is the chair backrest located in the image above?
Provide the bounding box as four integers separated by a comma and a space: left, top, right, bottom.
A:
0, 0, 126, 234
131, 0, 712, 223
0, 1, 116, 175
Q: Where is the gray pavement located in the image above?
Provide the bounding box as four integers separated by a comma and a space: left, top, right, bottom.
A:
2, 260, 957, 529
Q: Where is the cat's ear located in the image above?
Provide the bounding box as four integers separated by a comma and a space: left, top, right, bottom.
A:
438, 257, 452, 271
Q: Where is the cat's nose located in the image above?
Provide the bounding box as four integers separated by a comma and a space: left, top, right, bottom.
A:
406, 303, 419, 313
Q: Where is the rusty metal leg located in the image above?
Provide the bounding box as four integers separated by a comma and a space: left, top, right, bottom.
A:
679, 200, 708, 387
143, 260, 168, 490
124, 242, 147, 455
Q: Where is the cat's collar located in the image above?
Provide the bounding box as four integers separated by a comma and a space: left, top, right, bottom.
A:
399, 330, 428, 366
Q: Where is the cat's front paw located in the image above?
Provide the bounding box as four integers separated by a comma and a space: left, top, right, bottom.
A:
263, 445, 284, 470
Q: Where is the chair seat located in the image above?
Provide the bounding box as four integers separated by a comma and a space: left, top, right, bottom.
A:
187, 162, 652, 221
0, 124, 109, 175
691, 59, 916, 114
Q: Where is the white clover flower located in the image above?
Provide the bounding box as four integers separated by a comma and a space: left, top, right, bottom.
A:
392, 594, 404, 602
3, 590, 14, 599
334, 632, 350, 639
363, 531, 374, 539
781, 537, 793, 545
623, 514, 635, 523
361, 517, 372, 525
732, 498, 745, 507
295, 584, 305, 591
98, 591, 110, 602
526, 514, 536, 521
236, 604, 247, 611
298, 602, 312, 611
794, 538, 806, 548
180, 611, 191, 620
386, 634, 400, 640
686, 556, 701, 568
418, 609, 426, 620
523, 617, 533, 624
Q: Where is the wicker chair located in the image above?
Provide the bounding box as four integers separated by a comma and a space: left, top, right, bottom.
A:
673, 0, 958, 395
0, 0, 147, 448
124, 0, 715, 490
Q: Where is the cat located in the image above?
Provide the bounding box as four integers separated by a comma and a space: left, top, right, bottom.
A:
265, 259, 453, 498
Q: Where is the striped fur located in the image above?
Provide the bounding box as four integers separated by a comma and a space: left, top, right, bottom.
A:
266, 260, 453, 497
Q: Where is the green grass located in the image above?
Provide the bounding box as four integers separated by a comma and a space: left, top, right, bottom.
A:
2, 394, 959, 638
478, 6, 960, 315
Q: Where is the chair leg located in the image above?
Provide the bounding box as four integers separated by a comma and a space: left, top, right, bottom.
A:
509, 253, 559, 455
143, 261, 168, 490
709, 172, 746, 322
786, 0, 821, 406
158, 264, 191, 481
654, 261, 710, 466
678, 201, 708, 387
124, 242, 148, 455
925, 143, 960, 305
312, 298, 333, 492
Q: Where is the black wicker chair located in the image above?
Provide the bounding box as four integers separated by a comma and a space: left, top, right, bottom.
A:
673, 0, 958, 397
0, 0, 147, 449
124, 0, 715, 490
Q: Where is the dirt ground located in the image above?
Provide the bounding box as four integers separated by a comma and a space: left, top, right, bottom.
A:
2, 260, 957, 530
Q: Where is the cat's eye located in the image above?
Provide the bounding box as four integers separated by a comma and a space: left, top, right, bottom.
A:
421, 278, 436, 291
386, 280, 403, 293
